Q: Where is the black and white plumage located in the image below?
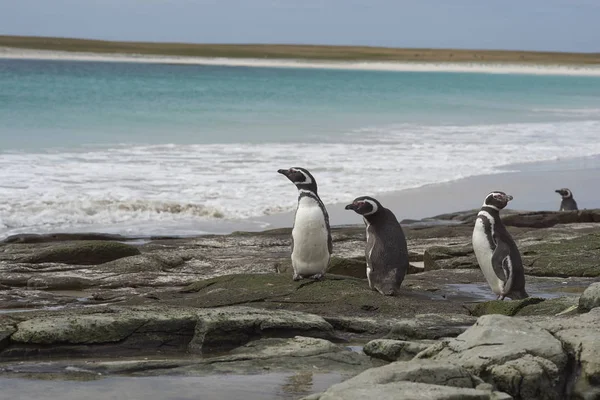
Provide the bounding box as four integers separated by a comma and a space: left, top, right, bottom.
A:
555, 188, 578, 211
345, 196, 408, 296
472, 191, 528, 300
278, 167, 332, 281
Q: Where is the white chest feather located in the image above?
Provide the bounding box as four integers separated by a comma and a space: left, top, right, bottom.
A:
291, 197, 330, 275
472, 212, 504, 295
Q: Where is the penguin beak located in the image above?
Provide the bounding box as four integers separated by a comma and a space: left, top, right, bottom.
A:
555, 189, 563, 195
344, 203, 356, 211
506, 194, 513, 202
277, 169, 290, 177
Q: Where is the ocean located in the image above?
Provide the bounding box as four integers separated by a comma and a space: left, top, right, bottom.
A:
1, 57, 600, 238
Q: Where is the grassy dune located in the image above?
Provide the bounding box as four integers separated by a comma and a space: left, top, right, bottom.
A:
1, 35, 600, 65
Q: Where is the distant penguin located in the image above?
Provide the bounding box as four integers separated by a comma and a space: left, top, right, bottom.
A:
345, 196, 408, 296
472, 191, 528, 300
555, 188, 578, 211
278, 167, 332, 281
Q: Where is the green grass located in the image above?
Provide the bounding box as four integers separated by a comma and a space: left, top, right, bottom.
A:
2, 35, 600, 65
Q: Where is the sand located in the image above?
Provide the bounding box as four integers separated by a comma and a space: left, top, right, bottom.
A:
257, 155, 600, 229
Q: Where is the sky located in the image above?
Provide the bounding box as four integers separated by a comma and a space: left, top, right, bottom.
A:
1, 0, 599, 52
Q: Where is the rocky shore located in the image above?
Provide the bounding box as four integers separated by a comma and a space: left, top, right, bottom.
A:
1, 209, 599, 399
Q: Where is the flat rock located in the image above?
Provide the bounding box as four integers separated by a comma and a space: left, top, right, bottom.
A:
304, 360, 511, 400
416, 314, 568, 400
502, 209, 600, 228
169, 273, 477, 320
1, 305, 337, 359
363, 339, 433, 361
465, 298, 545, 317
521, 233, 600, 277
423, 246, 478, 270
305, 381, 512, 400
579, 282, 600, 312
17, 241, 141, 265
385, 314, 477, 340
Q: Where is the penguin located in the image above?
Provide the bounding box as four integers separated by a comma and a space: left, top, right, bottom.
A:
277, 167, 332, 281
555, 188, 578, 211
344, 196, 408, 296
472, 191, 528, 300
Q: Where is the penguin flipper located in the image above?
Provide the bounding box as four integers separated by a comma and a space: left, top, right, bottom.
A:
491, 240, 512, 284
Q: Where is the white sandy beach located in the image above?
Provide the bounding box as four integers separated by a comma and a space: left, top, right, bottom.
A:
2, 46, 600, 76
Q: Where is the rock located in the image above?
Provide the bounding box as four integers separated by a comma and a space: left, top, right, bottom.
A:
537, 308, 600, 399
363, 339, 433, 361
174, 273, 479, 320
306, 381, 512, 400
502, 209, 600, 228
1, 233, 137, 244
385, 314, 477, 341
579, 282, 600, 312
19, 241, 141, 265
305, 360, 511, 400
423, 246, 478, 271
516, 296, 579, 317
416, 314, 568, 400
465, 298, 545, 317
2, 305, 337, 359
327, 256, 367, 278
521, 233, 600, 277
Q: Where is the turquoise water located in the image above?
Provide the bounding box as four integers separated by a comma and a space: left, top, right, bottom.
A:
1, 58, 600, 237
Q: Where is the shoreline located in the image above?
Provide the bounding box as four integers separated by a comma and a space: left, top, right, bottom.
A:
2, 47, 600, 76
257, 155, 600, 230
3, 155, 599, 240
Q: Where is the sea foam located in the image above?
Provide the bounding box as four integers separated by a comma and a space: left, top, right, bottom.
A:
1, 120, 600, 238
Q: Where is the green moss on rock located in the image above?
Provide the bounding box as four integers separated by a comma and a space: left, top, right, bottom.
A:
522, 233, 600, 277
21, 241, 141, 265
466, 297, 545, 317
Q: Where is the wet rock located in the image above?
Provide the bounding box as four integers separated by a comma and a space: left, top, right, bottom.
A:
1, 305, 337, 359
385, 314, 477, 340
579, 282, 600, 312
174, 273, 475, 320
305, 360, 511, 400
502, 209, 600, 228
416, 314, 568, 400
363, 339, 433, 361
1, 233, 137, 244
537, 308, 600, 399
19, 241, 141, 265
522, 233, 600, 277
465, 297, 545, 317
423, 246, 478, 270
307, 381, 512, 400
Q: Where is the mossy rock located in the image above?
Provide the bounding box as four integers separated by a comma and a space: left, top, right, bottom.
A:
517, 296, 579, 316
466, 297, 545, 317
20, 241, 141, 265
175, 273, 464, 319
327, 256, 366, 278
423, 246, 478, 271
522, 233, 600, 277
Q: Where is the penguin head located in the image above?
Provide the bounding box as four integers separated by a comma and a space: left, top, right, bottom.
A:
555, 188, 573, 199
277, 167, 318, 193
345, 196, 381, 216
483, 191, 513, 210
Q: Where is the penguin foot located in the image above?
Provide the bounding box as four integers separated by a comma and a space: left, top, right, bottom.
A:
308, 273, 324, 281
497, 294, 506, 301
292, 274, 302, 281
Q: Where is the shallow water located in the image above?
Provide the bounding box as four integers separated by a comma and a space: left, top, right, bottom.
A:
0, 372, 342, 400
